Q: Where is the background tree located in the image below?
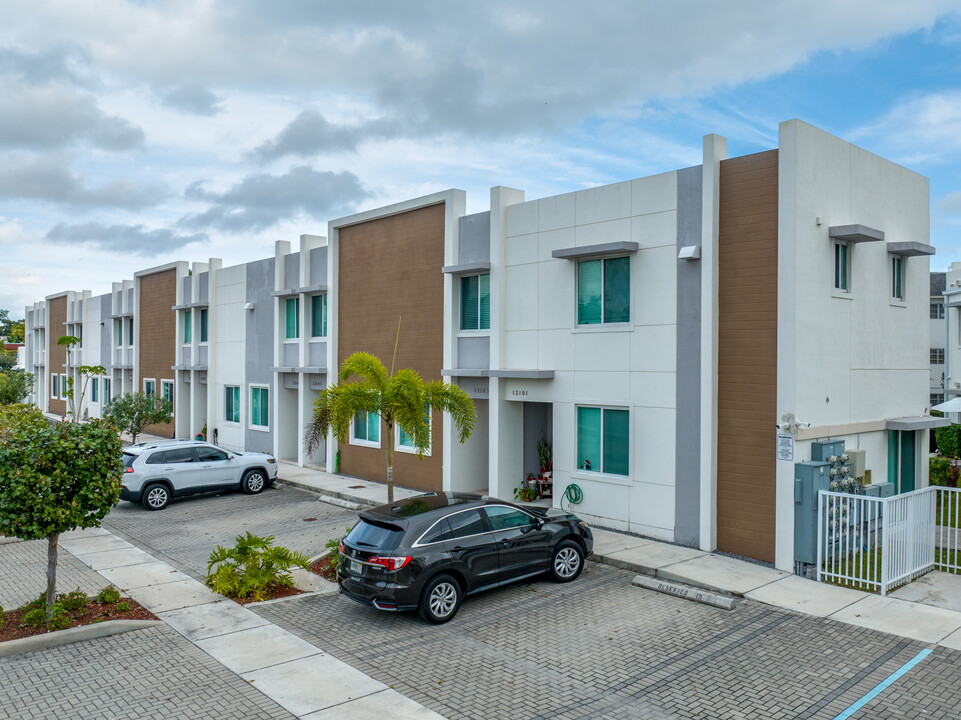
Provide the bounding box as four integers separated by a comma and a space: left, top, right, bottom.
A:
104, 391, 173, 444
0, 405, 123, 616
0, 349, 16, 371
0, 369, 34, 405
305, 351, 475, 503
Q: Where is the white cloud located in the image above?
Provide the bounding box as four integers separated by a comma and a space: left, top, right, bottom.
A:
851, 90, 961, 165
0, 217, 28, 245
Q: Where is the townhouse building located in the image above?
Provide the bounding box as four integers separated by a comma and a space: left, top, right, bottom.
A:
24, 118, 939, 573
931, 272, 946, 407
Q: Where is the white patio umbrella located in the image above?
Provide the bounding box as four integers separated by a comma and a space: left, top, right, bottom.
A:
933, 397, 961, 413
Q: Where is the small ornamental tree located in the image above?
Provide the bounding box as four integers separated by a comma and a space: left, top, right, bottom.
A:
0, 405, 123, 616
57, 335, 105, 422
104, 392, 173, 444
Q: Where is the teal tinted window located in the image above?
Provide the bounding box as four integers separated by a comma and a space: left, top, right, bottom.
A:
398, 406, 430, 450
91, 377, 99, 403
251, 387, 269, 427
51, 373, 58, 398
127, 319, 133, 346
161, 381, 174, 404
460, 274, 490, 330
144, 380, 156, 397
577, 406, 629, 476
225, 385, 240, 423
578, 257, 630, 325
892, 257, 903, 300
354, 410, 379, 443
285, 297, 300, 339
311, 294, 327, 337
200, 308, 208, 342
183, 310, 191, 344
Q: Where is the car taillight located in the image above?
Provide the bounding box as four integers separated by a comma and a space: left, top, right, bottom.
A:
368, 556, 412, 571
124, 467, 134, 473
338, 541, 345, 555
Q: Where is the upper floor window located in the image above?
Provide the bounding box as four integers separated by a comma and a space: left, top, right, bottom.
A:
577, 257, 630, 325
114, 319, 122, 347
127, 318, 134, 346
183, 309, 191, 344
891, 257, 903, 301
461, 274, 490, 331
834, 242, 849, 292
311, 294, 327, 338
199, 308, 208, 343
931, 348, 945, 365
285, 297, 300, 340
931, 302, 945, 320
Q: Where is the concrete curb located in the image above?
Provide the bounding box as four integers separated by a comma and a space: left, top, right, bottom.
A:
0, 620, 161, 658
632, 575, 737, 610
275, 479, 376, 509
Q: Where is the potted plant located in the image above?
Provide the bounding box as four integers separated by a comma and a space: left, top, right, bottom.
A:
514, 484, 537, 502
537, 435, 552, 480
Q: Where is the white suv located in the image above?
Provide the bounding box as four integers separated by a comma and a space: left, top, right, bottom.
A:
120, 441, 278, 510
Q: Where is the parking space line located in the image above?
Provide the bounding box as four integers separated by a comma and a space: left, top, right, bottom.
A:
831, 648, 932, 720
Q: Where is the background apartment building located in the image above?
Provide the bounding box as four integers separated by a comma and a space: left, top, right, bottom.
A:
24, 119, 938, 573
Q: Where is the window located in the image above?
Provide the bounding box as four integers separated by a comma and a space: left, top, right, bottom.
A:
285, 297, 300, 339
352, 410, 380, 446
931, 348, 945, 364
445, 509, 487, 539
397, 406, 431, 455
144, 379, 156, 397
311, 294, 327, 338
91, 377, 99, 403
576, 406, 629, 476
161, 380, 174, 404
485, 506, 533, 531
225, 385, 240, 423
145, 452, 164, 465
103, 378, 111, 404
577, 257, 630, 325
183, 310, 191, 344
891, 256, 903, 301
931, 393, 945, 406
163, 448, 196, 464
61, 374, 67, 399
51, 373, 58, 399
834, 242, 849, 292
460, 274, 490, 330
200, 308, 208, 343
931, 302, 945, 320
250, 386, 269, 429
114, 319, 122, 347
196, 446, 228, 462
127, 318, 134, 346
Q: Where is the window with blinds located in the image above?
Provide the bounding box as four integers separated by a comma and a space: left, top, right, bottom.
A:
576, 406, 629, 476
285, 297, 300, 339
577, 257, 630, 325
251, 386, 269, 428
311, 294, 327, 337
460, 274, 490, 330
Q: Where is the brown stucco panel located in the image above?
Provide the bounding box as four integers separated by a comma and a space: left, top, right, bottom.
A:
337, 203, 446, 492
138, 269, 177, 438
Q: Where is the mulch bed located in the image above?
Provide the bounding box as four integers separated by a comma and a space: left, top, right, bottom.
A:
0, 594, 156, 643
233, 582, 304, 605
311, 556, 338, 582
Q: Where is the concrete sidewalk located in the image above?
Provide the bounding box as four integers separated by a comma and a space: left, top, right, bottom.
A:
274, 462, 961, 651
58, 526, 445, 720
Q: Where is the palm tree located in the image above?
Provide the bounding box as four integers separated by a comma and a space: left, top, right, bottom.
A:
305, 351, 476, 503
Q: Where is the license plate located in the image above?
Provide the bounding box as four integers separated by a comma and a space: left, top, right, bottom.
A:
349, 559, 362, 575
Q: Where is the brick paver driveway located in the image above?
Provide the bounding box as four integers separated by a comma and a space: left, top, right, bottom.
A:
12, 483, 958, 720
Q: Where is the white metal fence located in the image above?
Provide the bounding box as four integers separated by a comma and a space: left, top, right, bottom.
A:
817, 487, 946, 595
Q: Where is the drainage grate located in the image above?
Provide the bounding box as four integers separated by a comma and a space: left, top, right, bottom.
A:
347, 485, 365, 489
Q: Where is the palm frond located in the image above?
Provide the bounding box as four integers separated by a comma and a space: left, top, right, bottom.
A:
424, 380, 476, 443
390, 369, 430, 454
340, 352, 389, 390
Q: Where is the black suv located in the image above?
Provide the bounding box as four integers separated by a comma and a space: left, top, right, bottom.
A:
338, 493, 593, 623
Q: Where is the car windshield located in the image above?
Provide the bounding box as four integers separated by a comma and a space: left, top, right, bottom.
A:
122, 452, 137, 470
346, 519, 403, 551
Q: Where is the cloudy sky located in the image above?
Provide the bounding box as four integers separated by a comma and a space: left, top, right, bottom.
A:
4, 0, 961, 313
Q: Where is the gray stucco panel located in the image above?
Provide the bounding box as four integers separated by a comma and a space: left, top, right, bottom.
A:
245, 257, 275, 453
309, 247, 327, 288
458, 212, 491, 264
284, 253, 300, 291
199, 272, 209, 303
457, 336, 490, 370
99, 293, 112, 368
674, 165, 702, 548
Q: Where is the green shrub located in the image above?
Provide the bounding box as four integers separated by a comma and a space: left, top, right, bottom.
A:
931, 457, 952, 486
0, 603, 4, 625
936, 425, 961, 459
324, 528, 350, 575
60, 588, 88, 613
47, 604, 70, 631
20, 606, 46, 628
17, 594, 45, 614
116, 601, 130, 612
205, 532, 311, 602
97, 586, 121, 604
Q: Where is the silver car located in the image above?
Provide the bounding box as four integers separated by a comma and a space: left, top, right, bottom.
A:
120, 440, 278, 510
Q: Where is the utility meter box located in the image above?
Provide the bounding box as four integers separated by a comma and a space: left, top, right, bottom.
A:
811, 440, 845, 463
794, 461, 831, 564
879, 483, 896, 498
846, 449, 866, 478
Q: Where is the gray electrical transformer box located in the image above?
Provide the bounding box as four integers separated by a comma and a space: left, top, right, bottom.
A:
811, 440, 846, 463
794, 461, 831, 564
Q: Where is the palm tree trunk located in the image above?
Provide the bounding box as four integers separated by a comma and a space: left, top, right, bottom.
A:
386, 422, 394, 504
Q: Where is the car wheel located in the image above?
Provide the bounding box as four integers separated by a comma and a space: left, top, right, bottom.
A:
549, 540, 584, 582
242, 469, 266, 495
418, 574, 462, 624
141, 483, 170, 511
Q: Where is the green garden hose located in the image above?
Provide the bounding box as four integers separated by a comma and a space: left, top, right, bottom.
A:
563, 483, 583, 513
